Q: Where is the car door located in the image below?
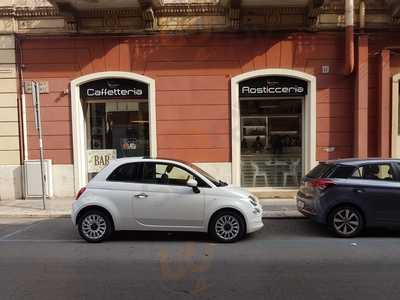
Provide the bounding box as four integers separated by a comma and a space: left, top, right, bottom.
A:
104, 162, 145, 229
132, 162, 206, 230
351, 163, 400, 225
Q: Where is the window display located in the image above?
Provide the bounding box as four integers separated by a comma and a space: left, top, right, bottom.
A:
240, 99, 303, 188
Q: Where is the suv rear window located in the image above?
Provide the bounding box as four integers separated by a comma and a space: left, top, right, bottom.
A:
306, 163, 336, 178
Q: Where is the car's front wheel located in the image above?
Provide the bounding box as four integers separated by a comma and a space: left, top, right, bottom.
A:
78, 210, 114, 243
329, 206, 364, 238
209, 210, 246, 243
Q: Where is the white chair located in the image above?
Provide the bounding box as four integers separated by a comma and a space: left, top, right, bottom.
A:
251, 162, 269, 187
283, 159, 300, 187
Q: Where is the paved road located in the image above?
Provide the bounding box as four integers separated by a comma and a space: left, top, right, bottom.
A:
1, 217, 400, 300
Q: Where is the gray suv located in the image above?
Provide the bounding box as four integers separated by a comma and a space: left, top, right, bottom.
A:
297, 159, 400, 237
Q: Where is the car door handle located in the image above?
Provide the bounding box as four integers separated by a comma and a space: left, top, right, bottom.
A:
353, 188, 365, 194
134, 193, 148, 199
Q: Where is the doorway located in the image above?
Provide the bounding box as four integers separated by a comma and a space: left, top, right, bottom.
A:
70, 72, 157, 192
86, 100, 150, 180
240, 98, 303, 187
230, 69, 317, 188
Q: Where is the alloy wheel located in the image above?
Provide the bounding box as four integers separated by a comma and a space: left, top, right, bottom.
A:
215, 215, 240, 241
332, 208, 361, 236
81, 214, 107, 240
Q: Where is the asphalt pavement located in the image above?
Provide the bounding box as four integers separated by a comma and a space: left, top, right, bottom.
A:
1, 218, 400, 300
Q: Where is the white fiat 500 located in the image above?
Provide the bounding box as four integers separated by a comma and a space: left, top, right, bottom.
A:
72, 157, 264, 243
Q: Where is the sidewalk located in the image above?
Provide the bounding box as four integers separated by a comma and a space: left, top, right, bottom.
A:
0, 197, 303, 219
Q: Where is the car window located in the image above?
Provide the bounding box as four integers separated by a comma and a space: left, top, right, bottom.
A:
107, 162, 142, 182
351, 164, 394, 181
306, 163, 336, 178
329, 165, 356, 179
143, 162, 209, 187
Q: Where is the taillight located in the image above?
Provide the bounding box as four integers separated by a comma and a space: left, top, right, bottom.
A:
76, 187, 86, 200
309, 178, 336, 190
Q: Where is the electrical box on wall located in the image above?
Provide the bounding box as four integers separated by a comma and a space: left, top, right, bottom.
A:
24, 160, 54, 198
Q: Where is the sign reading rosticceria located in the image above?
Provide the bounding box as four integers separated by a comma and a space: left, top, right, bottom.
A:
239, 76, 307, 98
87, 149, 117, 173
80, 78, 148, 100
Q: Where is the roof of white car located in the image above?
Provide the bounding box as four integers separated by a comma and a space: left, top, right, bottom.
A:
111, 157, 191, 165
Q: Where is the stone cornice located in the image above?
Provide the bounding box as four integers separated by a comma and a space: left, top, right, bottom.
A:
0, 7, 60, 17
154, 4, 226, 17
78, 8, 142, 18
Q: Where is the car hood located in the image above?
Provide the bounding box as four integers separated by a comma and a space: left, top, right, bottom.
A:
218, 185, 252, 199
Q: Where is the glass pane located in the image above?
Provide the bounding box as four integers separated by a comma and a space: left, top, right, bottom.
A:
240, 99, 302, 188
143, 162, 194, 186
87, 101, 149, 179
329, 165, 356, 179
307, 163, 336, 179
107, 163, 141, 182
357, 164, 394, 181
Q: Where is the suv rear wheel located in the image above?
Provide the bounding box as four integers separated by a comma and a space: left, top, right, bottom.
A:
329, 206, 364, 238
78, 210, 113, 243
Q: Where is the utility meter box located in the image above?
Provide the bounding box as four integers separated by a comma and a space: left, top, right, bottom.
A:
24, 160, 54, 198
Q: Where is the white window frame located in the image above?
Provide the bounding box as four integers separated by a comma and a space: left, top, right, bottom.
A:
392, 73, 400, 157
230, 68, 317, 186
70, 71, 157, 192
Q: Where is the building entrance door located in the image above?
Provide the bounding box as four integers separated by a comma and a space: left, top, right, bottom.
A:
237, 75, 308, 188
86, 100, 149, 180
240, 98, 303, 188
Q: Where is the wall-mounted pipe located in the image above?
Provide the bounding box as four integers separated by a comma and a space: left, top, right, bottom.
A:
359, 0, 366, 30
344, 0, 354, 75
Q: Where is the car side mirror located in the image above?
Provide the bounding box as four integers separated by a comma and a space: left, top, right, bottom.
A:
187, 178, 200, 194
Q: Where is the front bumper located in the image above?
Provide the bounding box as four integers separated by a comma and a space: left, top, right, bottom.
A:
247, 204, 264, 233
247, 219, 264, 233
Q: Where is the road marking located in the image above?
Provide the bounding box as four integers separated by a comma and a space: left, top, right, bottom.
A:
0, 220, 44, 241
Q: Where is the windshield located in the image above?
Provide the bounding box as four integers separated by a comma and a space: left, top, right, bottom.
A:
188, 163, 227, 187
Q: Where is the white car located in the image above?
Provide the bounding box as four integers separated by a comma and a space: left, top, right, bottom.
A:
72, 157, 264, 243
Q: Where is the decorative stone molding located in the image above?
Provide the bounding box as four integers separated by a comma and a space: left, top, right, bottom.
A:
241, 7, 306, 29
155, 4, 226, 17
78, 8, 142, 18
0, 0, 399, 33
229, 7, 240, 30
0, 7, 59, 17
142, 7, 156, 30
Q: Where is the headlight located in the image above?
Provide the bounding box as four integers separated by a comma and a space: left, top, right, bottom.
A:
248, 195, 258, 206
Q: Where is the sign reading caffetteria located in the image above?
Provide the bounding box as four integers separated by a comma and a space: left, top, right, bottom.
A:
87, 149, 117, 173
239, 76, 307, 98
80, 78, 148, 100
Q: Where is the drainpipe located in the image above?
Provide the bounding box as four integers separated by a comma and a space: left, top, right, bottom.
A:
344, 0, 354, 75
359, 0, 366, 30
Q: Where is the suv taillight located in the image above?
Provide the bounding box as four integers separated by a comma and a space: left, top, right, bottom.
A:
76, 187, 86, 200
309, 178, 335, 190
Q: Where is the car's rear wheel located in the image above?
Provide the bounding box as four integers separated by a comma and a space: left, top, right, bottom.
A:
329, 206, 364, 238
78, 210, 113, 243
209, 210, 245, 243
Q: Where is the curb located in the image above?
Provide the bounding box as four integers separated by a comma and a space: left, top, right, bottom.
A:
263, 211, 305, 219
0, 213, 70, 218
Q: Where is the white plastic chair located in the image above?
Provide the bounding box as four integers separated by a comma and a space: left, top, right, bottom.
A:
283, 159, 300, 187
251, 162, 269, 187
